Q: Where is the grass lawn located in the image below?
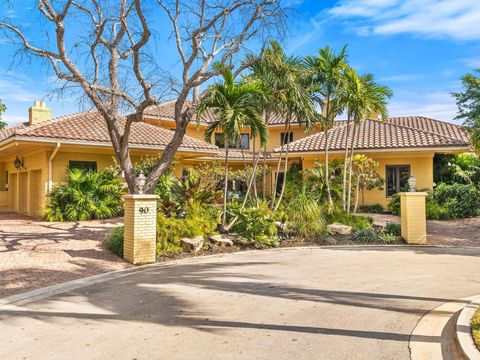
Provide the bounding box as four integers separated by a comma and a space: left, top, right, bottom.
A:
471, 307, 480, 350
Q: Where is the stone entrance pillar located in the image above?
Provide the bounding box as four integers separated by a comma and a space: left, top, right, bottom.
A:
400, 192, 427, 245
123, 194, 158, 264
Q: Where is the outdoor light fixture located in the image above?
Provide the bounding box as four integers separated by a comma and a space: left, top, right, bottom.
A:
136, 171, 147, 194
13, 156, 24, 170
408, 175, 416, 192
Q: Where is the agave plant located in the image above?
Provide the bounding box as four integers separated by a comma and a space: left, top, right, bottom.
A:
45, 168, 126, 221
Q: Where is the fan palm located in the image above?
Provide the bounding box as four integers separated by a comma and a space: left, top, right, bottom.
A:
199, 70, 266, 227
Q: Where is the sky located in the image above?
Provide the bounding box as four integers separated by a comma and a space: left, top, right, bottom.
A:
0, 0, 479, 125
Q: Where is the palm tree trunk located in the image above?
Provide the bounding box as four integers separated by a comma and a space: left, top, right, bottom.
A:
224, 139, 261, 231
261, 112, 271, 201
271, 121, 289, 208
346, 123, 358, 214
342, 116, 352, 211
324, 97, 334, 210
274, 116, 292, 211
222, 140, 229, 227
354, 176, 360, 214
252, 136, 258, 202
262, 146, 267, 200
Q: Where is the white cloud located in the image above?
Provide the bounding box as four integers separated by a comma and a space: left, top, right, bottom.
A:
388, 91, 460, 122
0, 73, 42, 102
328, 0, 480, 41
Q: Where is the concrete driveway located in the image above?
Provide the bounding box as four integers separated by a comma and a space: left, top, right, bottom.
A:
1, 246, 479, 360
0, 212, 129, 297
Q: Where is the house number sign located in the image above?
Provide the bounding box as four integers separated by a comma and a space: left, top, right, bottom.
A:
139, 207, 149, 214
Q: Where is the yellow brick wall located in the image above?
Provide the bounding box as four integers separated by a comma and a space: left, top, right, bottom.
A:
50, 151, 117, 183
400, 193, 427, 244
301, 151, 435, 208
123, 195, 158, 264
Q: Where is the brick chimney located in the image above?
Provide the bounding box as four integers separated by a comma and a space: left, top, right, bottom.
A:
29, 100, 51, 126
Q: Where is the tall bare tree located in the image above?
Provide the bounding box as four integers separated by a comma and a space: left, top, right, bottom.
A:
0, 0, 286, 193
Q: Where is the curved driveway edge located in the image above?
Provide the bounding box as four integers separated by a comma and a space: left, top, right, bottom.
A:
1, 246, 480, 360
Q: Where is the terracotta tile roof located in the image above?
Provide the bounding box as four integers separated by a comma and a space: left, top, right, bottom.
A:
0, 111, 218, 152
273, 117, 470, 153
0, 123, 26, 142
144, 100, 299, 126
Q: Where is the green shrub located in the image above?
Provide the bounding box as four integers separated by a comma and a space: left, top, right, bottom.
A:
379, 232, 395, 244
425, 200, 452, 220
107, 226, 124, 257
358, 204, 384, 213
328, 212, 373, 230
286, 184, 326, 237
157, 203, 219, 255
352, 228, 378, 243
384, 223, 401, 236
387, 193, 401, 216
45, 168, 125, 221
230, 202, 279, 246
434, 183, 480, 218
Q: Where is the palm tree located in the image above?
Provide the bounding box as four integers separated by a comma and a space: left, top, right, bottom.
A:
345, 74, 392, 213
304, 46, 348, 210
338, 66, 360, 211
199, 70, 265, 227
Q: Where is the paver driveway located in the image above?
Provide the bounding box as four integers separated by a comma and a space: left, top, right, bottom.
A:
1, 246, 479, 360
364, 213, 480, 247
0, 212, 129, 298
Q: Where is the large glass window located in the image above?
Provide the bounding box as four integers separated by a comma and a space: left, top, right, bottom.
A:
69, 161, 97, 172
386, 165, 410, 197
280, 132, 293, 145
214, 133, 249, 149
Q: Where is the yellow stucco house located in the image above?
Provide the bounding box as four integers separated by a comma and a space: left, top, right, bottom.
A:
0, 100, 471, 217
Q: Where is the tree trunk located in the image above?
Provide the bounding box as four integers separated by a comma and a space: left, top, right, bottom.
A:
144, 97, 191, 193
223, 139, 230, 227
271, 121, 289, 208
342, 116, 352, 211
324, 97, 334, 210
262, 144, 267, 200
354, 176, 360, 214
346, 123, 358, 214
274, 117, 292, 211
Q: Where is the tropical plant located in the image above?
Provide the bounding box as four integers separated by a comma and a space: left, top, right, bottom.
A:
304, 159, 344, 205
199, 70, 266, 227
453, 69, 480, 152
107, 226, 124, 258
448, 153, 480, 186
327, 212, 373, 231
384, 223, 401, 236
351, 154, 384, 213
304, 46, 348, 209
285, 183, 326, 237
45, 168, 125, 221
343, 73, 392, 213
434, 182, 480, 218
352, 228, 378, 243
228, 200, 279, 246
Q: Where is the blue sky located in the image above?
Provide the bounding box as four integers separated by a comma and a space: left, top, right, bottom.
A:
1, 0, 479, 125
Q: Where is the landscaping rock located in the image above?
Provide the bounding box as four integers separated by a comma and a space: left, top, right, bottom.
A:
209, 234, 233, 247
327, 223, 352, 235
324, 236, 337, 246
229, 233, 253, 246
180, 236, 204, 253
